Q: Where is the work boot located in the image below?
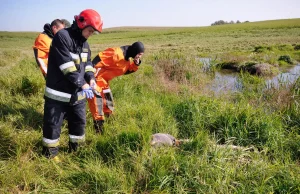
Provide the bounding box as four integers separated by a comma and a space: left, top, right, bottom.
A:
94, 120, 104, 134
68, 142, 79, 152
42, 146, 59, 159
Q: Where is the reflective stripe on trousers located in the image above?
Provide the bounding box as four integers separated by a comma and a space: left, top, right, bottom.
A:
43, 98, 86, 147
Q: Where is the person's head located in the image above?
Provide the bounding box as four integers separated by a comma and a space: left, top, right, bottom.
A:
132, 41, 144, 58
60, 19, 71, 28
125, 41, 145, 60
50, 19, 65, 35
74, 9, 103, 39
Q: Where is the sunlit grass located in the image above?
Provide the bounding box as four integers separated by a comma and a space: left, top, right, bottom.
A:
0, 18, 300, 193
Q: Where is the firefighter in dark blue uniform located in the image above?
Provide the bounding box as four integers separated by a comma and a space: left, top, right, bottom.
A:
42, 9, 103, 160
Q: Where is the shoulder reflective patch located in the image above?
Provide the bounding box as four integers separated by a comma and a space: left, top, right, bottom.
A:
81, 52, 88, 62
82, 48, 89, 52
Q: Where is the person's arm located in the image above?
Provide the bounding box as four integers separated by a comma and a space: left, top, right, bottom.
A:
33, 48, 48, 76
52, 31, 87, 88
84, 43, 96, 85
33, 35, 51, 76
124, 57, 140, 75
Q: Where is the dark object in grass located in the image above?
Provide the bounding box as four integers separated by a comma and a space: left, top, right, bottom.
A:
278, 55, 293, 64
150, 133, 255, 152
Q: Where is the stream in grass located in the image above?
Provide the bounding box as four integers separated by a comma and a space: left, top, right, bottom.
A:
200, 58, 300, 93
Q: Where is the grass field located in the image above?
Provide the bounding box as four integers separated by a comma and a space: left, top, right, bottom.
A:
0, 18, 300, 193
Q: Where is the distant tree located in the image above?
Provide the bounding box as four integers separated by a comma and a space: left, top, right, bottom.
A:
211, 19, 244, 26
61, 19, 71, 28
211, 20, 227, 26
244, 21, 250, 23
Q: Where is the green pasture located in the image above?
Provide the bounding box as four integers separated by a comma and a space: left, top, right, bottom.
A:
0, 18, 300, 193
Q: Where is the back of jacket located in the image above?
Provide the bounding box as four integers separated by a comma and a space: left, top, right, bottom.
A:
45, 28, 95, 104
94, 47, 139, 81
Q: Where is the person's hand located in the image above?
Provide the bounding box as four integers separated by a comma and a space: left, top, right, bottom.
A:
133, 53, 143, 65
89, 79, 101, 96
133, 58, 140, 65
82, 88, 94, 99
90, 79, 97, 90
81, 84, 94, 99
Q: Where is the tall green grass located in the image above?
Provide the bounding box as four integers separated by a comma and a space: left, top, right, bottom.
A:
0, 19, 300, 193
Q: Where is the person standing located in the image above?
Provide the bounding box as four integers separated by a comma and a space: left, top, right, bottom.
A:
42, 9, 103, 160
88, 42, 145, 133
33, 19, 65, 78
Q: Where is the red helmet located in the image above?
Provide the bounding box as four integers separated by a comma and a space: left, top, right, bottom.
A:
75, 9, 103, 32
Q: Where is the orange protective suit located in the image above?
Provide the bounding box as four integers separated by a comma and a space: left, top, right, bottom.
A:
33, 33, 52, 77
88, 47, 139, 121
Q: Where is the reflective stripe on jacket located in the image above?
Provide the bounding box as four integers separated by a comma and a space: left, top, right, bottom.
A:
45, 28, 95, 104
44, 87, 86, 103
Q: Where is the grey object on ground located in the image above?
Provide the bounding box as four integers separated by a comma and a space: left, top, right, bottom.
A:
150, 133, 176, 147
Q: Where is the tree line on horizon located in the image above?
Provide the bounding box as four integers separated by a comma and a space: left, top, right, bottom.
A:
211, 20, 249, 26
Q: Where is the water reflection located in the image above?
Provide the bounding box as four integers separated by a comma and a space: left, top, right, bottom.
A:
207, 64, 300, 93
266, 65, 300, 89
210, 70, 240, 93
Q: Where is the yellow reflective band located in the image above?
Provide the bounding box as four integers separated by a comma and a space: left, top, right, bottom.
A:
59, 61, 77, 75
69, 134, 85, 143
70, 52, 80, 64
43, 137, 60, 147
45, 87, 71, 102
77, 91, 86, 101
85, 65, 95, 72
81, 53, 88, 62
70, 52, 79, 60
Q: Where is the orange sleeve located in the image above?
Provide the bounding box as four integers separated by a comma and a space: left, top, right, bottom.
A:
33, 34, 52, 76
33, 34, 51, 59
127, 59, 139, 72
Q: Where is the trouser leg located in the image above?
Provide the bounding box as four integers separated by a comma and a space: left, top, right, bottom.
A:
67, 102, 86, 152
93, 120, 104, 134
42, 99, 65, 158
88, 90, 105, 134
87, 89, 105, 121
102, 87, 114, 116
88, 78, 113, 133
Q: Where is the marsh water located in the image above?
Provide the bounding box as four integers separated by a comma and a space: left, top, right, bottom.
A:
200, 58, 300, 93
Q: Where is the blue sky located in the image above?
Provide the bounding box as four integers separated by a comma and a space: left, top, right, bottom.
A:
1, 0, 299, 31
